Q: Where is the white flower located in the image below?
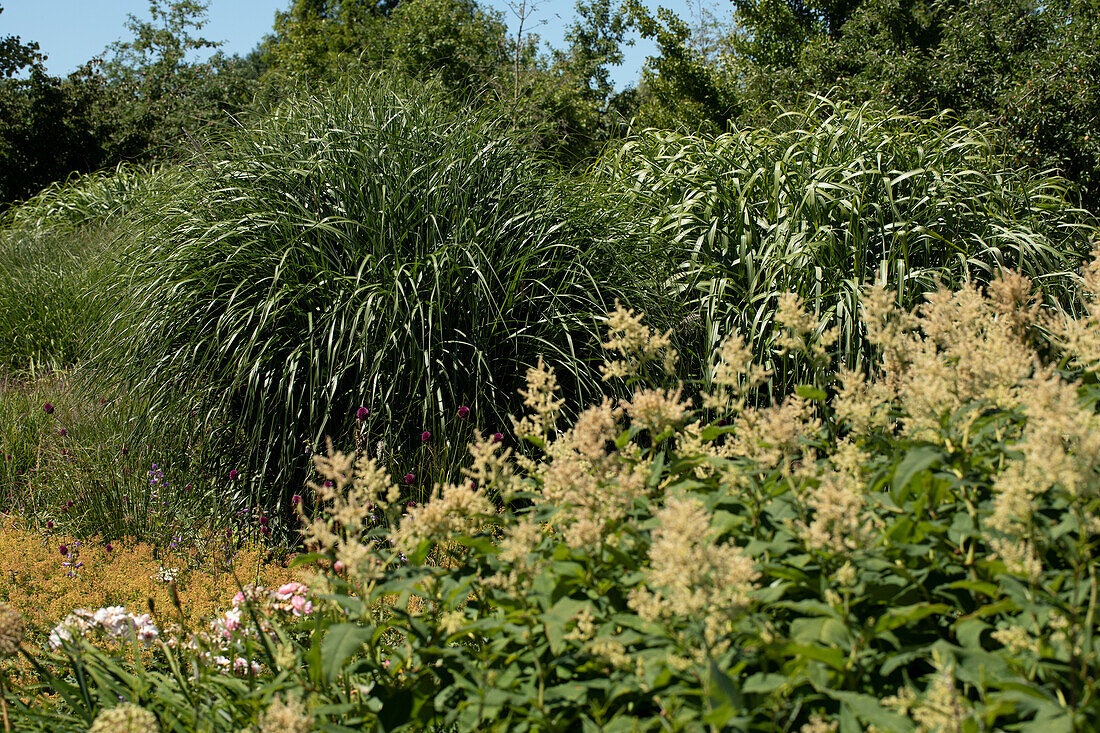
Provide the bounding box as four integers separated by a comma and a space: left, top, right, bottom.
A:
152, 566, 180, 583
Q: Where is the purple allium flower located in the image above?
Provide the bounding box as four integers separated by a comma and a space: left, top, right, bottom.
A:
46, 521, 54, 529
420, 430, 431, 442
323, 480, 333, 487
184, 484, 192, 492
43, 403, 54, 415
59, 428, 67, 436
356, 406, 369, 421
407, 501, 415, 508
59, 544, 68, 556
404, 473, 414, 485
491, 432, 503, 444
292, 494, 301, 505
457, 405, 470, 419
66, 500, 73, 508
105, 543, 113, 552
259, 515, 269, 526
228, 469, 239, 481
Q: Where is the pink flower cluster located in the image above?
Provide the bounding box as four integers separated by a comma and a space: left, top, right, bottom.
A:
189, 582, 318, 676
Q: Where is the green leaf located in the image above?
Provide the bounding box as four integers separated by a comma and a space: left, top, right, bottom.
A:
795, 385, 827, 401
873, 603, 950, 633
824, 690, 915, 732
741, 672, 787, 694
320, 623, 373, 684
542, 597, 588, 655
892, 446, 943, 495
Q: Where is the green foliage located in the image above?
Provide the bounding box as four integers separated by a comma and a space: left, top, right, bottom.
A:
722, 0, 1100, 209
81, 0, 260, 165
0, 70, 108, 206
86, 77, 646, 513
0, 165, 152, 372
14, 267, 1100, 729
599, 97, 1097, 393
262, 0, 508, 96
626, 0, 740, 131
0, 4, 42, 78
0, 1, 261, 207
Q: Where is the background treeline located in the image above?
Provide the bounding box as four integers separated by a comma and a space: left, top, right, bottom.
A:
2, 0, 1099, 209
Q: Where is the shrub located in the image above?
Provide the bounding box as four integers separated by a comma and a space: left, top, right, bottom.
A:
599, 96, 1099, 395
89, 76, 647, 512
16, 255, 1100, 729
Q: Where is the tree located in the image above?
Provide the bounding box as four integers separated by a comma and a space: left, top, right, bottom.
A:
716, 0, 1100, 208
83, 0, 245, 162
627, 0, 739, 131
0, 4, 43, 77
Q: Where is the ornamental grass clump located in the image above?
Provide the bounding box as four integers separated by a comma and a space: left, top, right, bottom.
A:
13, 253, 1100, 729
88, 75, 647, 512
599, 95, 1099, 394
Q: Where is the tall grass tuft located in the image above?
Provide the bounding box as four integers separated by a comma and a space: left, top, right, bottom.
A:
89, 77, 643, 512
0, 165, 147, 374
599, 96, 1099, 395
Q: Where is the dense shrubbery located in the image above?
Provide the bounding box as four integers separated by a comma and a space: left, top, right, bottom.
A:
8, 256, 1100, 729
3, 2, 1100, 729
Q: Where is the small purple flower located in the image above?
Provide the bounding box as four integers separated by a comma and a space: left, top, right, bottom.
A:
105, 543, 113, 552
259, 515, 269, 526
407, 500, 416, 508
292, 494, 301, 505
185, 484, 192, 492
43, 403, 54, 415
46, 521, 54, 529
491, 432, 503, 444
228, 469, 239, 481
420, 430, 431, 443
59, 428, 67, 436
404, 473, 414, 485
60, 448, 68, 456
356, 406, 369, 421
66, 500, 73, 508
59, 544, 68, 556
323, 480, 333, 487
457, 405, 470, 419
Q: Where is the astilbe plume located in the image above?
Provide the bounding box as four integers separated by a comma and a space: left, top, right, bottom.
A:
88, 704, 160, 733
0, 603, 24, 657
628, 495, 759, 658
600, 302, 678, 380
259, 694, 313, 733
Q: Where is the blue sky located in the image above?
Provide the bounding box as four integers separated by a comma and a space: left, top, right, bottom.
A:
0, 0, 697, 89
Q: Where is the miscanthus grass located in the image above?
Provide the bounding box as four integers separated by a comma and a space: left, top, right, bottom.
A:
86, 76, 652, 515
